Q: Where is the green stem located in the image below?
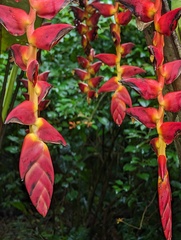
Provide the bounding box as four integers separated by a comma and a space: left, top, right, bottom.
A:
2, 64, 19, 122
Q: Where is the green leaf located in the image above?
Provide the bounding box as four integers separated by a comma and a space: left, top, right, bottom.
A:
171, 180, 181, 189
123, 163, 137, 172
115, 179, 123, 186
136, 173, 149, 181
11, 201, 27, 214
113, 185, 121, 194
66, 189, 78, 201
124, 145, 137, 153
123, 184, 131, 192
97, 116, 109, 126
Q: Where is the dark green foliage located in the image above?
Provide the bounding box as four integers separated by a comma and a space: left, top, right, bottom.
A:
0, 3, 181, 240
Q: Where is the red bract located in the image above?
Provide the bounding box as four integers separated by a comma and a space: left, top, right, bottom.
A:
76, 22, 89, 35
126, 107, 158, 128
78, 82, 89, 93
163, 91, 181, 112
86, 12, 100, 27
115, 86, 132, 107
29, 0, 70, 19
27, 60, 39, 86
86, 27, 98, 42
158, 155, 167, 181
71, 6, 86, 21
161, 60, 181, 85
19, 133, 54, 217
158, 155, 172, 240
88, 76, 103, 88
91, 2, 117, 17
85, 4, 95, 14
155, 8, 181, 36
122, 78, 160, 100
29, 24, 74, 50
150, 137, 159, 155
78, 80, 96, 99
77, 56, 90, 68
88, 61, 102, 75
0, 5, 30, 36
110, 23, 121, 45
21, 73, 52, 102
81, 42, 90, 54
5, 101, 36, 125
148, 45, 163, 69
38, 71, 50, 82
153, 31, 164, 48
98, 77, 119, 93
120, 43, 135, 58
120, 65, 146, 78
118, 0, 156, 22
95, 53, 117, 67
74, 68, 90, 81
11, 44, 29, 71
111, 94, 126, 126
36, 81, 52, 103
87, 90, 96, 99
160, 122, 181, 145
21, 79, 28, 89
34, 118, 66, 146
115, 10, 132, 25
38, 100, 50, 111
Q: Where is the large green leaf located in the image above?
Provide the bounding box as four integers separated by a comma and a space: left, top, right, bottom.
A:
0, 0, 42, 53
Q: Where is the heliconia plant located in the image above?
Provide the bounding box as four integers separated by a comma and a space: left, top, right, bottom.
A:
117, 0, 181, 239
71, 1, 104, 102
1, 0, 181, 239
0, 0, 73, 217
91, 1, 146, 125
72, 0, 181, 239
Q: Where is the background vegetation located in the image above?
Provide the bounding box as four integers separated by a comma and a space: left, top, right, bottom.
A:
0, 2, 181, 240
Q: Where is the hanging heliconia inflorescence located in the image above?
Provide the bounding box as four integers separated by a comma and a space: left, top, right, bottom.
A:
72, 0, 181, 239
71, 1, 103, 102
91, 1, 146, 126
117, 1, 181, 239
1, 0, 181, 239
0, 0, 74, 217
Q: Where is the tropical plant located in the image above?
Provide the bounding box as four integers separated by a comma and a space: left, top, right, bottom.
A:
0, 0, 181, 240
